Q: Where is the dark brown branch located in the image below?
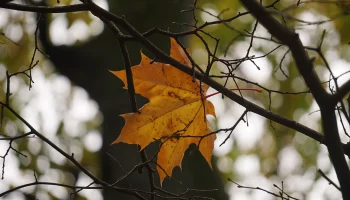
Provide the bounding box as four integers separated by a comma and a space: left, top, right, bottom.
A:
0, 132, 32, 179
239, 0, 350, 198
239, 0, 328, 104
0, 181, 151, 199
0, 103, 147, 200
118, 40, 139, 113
306, 32, 350, 123
0, 181, 104, 197
140, 149, 156, 200
0, 103, 103, 183
220, 110, 248, 147
333, 80, 350, 104
0, 2, 89, 13
318, 169, 341, 191
102, 20, 138, 113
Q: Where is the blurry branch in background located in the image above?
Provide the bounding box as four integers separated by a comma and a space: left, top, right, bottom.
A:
0, 131, 31, 179
0, 0, 349, 199
228, 178, 299, 200
0, 69, 149, 200
0, 32, 20, 46
318, 169, 341, 191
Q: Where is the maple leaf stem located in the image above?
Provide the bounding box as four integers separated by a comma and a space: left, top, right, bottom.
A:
204, 88, 262, 99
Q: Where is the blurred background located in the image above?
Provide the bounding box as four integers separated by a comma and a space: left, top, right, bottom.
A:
0, 0, 349, 199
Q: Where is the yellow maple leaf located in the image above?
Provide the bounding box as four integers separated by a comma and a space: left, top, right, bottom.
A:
110, 38, 216, 184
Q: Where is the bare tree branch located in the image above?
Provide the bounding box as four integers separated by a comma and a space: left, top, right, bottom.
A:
0, 2, 89, 13
333, 80, 350, 104
318, 169, 341, 191
0, 103, 147, 200
239, 0, 350, 198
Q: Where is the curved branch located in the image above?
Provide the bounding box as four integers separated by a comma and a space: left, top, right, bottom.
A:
0, 103, 106, 185
333, 80, 350, 104
0, 182, 104, 197
0, 181, 148, 199
238, 0, 350, 198
0, 3, 89, 13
